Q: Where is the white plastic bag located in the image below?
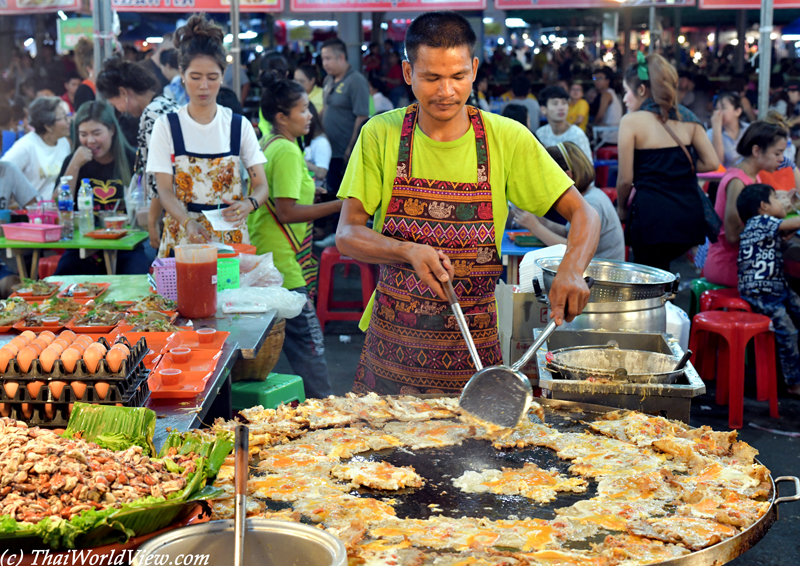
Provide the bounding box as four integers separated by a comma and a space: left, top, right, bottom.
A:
239, 252, 284, 288
219, 287, 306, 319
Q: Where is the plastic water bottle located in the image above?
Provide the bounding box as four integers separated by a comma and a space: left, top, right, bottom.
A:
126, 175, 146, 228
77, 178, 94, 234
57, 177, 74, 240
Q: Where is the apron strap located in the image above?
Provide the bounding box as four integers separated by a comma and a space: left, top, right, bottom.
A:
166, 113, 186, 157
230, 113, 243, 156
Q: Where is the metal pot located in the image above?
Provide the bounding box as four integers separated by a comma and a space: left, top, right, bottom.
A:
132, 519, 347, 566
534, 258, 678, 333
546, 344, 684, 384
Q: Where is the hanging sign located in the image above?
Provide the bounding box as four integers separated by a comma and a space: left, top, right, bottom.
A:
700, 0, 800, 7
111, 0, 283, 12
58, 17, 93, 53
496, 0, 694, 8
0, 0, 80, 14
291, 0, 486, 13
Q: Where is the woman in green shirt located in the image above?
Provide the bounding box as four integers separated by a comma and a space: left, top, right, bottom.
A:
248, 73, 342, 398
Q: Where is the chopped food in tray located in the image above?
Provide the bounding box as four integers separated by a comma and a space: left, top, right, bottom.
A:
60, 282, 107, 298
32, 297, 83, 314
131, 294, 177, 312
73, 310, 126, 327
21, 310, 74, 326
91, 300, 134, 314
0, 297, 31, 326
127, 311, 181, 332
11, 278, 60, 297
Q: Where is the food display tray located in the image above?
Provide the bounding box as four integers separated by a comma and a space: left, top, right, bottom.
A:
0, 336, 148, 381
12, 318, 74, 333
79, 300, 135, 313
147, 369, 210, 399
57, 282, 111, 303
156, 349, 222, 374
66, 315, 126, 334
165, 330, 230, 352
9, 282, 63, 302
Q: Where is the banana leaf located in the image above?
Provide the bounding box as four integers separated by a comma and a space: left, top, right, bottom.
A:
158, 429, 234, 477
63, 403, 157, 456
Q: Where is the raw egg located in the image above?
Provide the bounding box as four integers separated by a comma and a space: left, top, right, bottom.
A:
0, 349, 14, 373
10, 337, 28, 350
106, 349, 126, 373
20, 331, 36, 342
69, 343, 86, 355
70, 381, 86, 400
26, 343, 43, 356
83, 347, 103, 373
39, 330, 56, 341
40, 349, 59, 373
110, 343, 130, 356
94, 381, 109, 400
3, 382, 18, 400
21, 403, 32, 419
52, 339, 70, 350
44, 404, 55, 420
26, 381, 43, 401
45, 343, 65, 355
31, 338, 49, 351
59, 330, 76, 342
49, 381, 67, 401
0, 404, 9, 417
88, 342, 107, 355
17, 346, 38, 372
2, 343, 19, 355
60, 348, 81, 373
76, 336, 93, 347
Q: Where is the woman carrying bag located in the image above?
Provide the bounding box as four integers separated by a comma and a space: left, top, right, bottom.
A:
146, 13, 268, 258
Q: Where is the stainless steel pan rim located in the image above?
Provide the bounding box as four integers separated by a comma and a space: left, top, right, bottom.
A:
546, 345, 685, 384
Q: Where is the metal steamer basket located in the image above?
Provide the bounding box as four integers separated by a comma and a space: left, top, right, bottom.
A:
534, 258, 679, 333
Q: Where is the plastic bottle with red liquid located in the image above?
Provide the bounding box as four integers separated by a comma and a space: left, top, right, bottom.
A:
175, 244, 218, 319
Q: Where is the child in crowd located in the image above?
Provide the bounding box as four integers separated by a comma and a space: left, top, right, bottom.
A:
736, 183, 800, 396
567, 82, 589, 132
535, 86, 592, 162
514, 142, 624, 261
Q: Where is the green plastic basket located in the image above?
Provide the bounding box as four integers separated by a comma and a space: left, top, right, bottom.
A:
217, 257, 240, 291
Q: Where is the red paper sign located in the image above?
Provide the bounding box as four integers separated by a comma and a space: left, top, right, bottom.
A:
700, 0, 800, 7
0, 0, 80, 14
496, 0, 693, 8
111, 0, 283, 12
291, 0, 485, 12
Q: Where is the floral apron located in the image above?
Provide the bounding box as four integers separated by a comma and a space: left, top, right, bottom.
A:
158, 112, 249, 258
353, 104, 503, 395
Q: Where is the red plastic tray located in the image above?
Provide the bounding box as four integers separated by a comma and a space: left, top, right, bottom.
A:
120, 332, 179, 355
79, 300, 135, 314
12, 317, 74, 334
165, 330, 229, 352
156, 349, 221, 374
66, 315, 125, 334
10, 282, 63, 302
85, 229, 128, 240
58, 282, 111, 303
148, 369, 211, 399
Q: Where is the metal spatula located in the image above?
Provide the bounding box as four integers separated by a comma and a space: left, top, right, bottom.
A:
234, 424, 249, 566
448, 277, 593, 428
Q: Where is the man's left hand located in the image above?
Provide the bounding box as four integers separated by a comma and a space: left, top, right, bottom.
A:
548, 269, 591, 325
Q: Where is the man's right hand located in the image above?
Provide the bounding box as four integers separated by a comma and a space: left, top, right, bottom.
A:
405, 244, 455, 302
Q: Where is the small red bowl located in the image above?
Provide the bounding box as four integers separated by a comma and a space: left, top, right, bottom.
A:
170, 347, 192, 364
158, 368, 182, 386
196, 329, 216, 344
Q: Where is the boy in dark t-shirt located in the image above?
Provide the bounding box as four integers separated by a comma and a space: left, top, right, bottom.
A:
737, 183, 800, 395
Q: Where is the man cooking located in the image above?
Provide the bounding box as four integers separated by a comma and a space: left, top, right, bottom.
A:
336, 12, 600, 395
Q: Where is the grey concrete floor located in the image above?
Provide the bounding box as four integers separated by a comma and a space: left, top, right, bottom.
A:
273, 258, 800, 565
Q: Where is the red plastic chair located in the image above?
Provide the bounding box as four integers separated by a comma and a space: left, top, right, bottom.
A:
688, 311, 779, 429
600, 188, 617, 204
596, 146, 618, 160
37, 254, 63, 280
695, 289, 752, 381
316, 246, 377, 333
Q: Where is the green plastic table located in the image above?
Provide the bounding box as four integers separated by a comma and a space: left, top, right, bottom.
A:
1, 231, 149, 279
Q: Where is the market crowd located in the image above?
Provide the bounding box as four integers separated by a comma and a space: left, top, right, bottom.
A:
2, 11, 800, 397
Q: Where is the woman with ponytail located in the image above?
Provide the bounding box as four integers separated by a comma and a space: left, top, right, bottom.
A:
616, 53, 719, 271
145, 13, 268, 258
247, 72, 342, 399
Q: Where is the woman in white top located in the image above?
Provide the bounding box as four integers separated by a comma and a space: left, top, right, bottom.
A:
146, 13, 269, 258
1, 97, 71, 200
593, 66, 622, 144
303, 103, 331, 194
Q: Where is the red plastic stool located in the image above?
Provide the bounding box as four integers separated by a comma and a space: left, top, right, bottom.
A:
596, 146, 618, 160
600, 188, 617, 204
688, 311, 779, 429
37, 254, 63, 279
316, 246, 377, 333
699, 288, 752, 313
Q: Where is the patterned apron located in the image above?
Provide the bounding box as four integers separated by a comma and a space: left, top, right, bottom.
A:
353, 104, 503, 395
262, 135, 319, 299
158, 112, 250, 258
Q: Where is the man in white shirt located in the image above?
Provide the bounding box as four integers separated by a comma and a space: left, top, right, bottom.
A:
535, 86, 593, 162
503, 74, 539, 131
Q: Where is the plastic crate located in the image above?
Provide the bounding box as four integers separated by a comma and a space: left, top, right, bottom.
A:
152, 257, 178, 300
3, 222, 62, 242
231, 373, 305, 411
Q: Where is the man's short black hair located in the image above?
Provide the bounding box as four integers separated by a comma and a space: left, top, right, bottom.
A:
510, 74, 531, 98
404, 11, 476, 66
502, 103, 528, 127
594, 66, 614, 81
539, 86, 569, 107
321, 38, 347, 60
736, 183, 775, 222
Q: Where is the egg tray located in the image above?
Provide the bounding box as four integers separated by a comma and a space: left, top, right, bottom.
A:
0, 380, 151, 429
0, 336, 150, 381
0, 372, 151, 404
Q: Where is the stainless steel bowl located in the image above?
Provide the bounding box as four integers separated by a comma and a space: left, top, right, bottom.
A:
547, 345, 684, 384
535, 257, 678, 303
132, 519, 347, 566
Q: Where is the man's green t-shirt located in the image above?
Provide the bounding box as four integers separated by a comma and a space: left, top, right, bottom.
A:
337, 107, 574, 250
337, 106, 574, 329
248, 138, 315, 290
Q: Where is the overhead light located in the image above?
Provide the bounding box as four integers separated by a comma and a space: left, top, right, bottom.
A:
255, 45, 263, 53
533, 47, 540, 54
142, 41, 148, 47
483, 17, 493, 25
577, 41, 584, 49
224, 34, 232, 43
309, 20, 337, 27
678, 35, 685, 44
289, 20, 305, 27
381, 23, 388, 30
24, 38, 33, 47
707, 33, 715, 42
226, 54, 233, 63
748, 36, 756, 44
498, 37, 505, 45
146, 37, 163, 44
57, 10, 67, 21
505, 18, 526, 28
783, 34, 800, 41
524, 39, 534, 48
731, 38, 739, 46
522, 33, 528, 40
771, 32, 778, 40
579, 34, 584, 41
549, 34, 556, 42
